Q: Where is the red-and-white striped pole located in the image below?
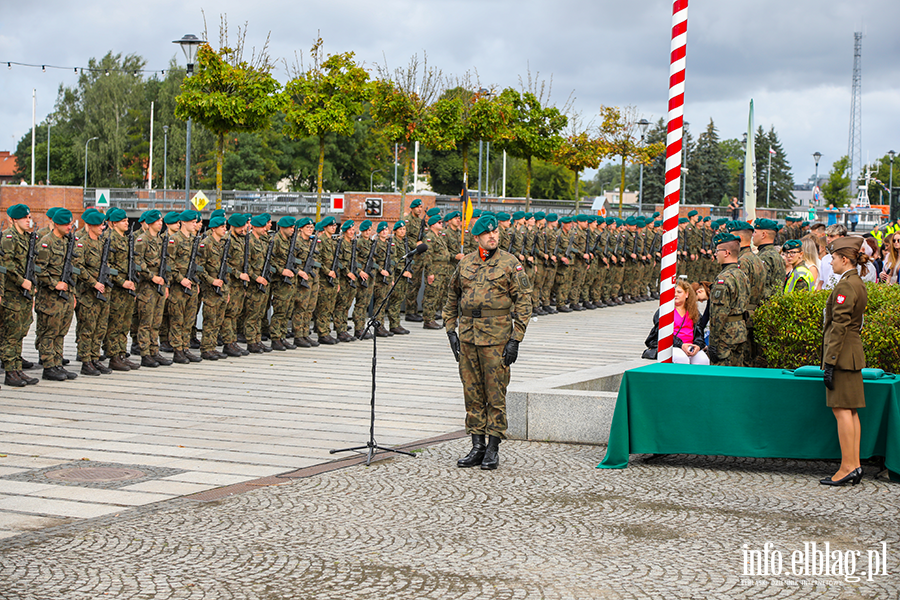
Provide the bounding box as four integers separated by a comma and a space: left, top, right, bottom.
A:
657, 0, 688, 364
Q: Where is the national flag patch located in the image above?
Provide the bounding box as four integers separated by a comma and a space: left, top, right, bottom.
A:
717, 279, 725, 284
41, 243, 48, 248
836, 294, 846, 305
76, 243, 83, 248
516, 264, 523, 271
169, 240, 176, 244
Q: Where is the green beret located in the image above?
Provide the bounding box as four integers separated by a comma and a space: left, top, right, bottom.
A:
52, 208, 73, 225
377, 221, 388, 233
426, 207, 441, 217
427, 214, 442, 227
471, 214, 499, 236
317, 216, 336, 230
782, 239, 802, 251
801, 221, 810, 227
543, 213, 556, 223
606, 217, 616, 225
625, 216, 636, 226
137, 211, 148, 223
754, 218, 778, 231
295, 217, 313, 228
180, 209, 200, 222
442, 211, 457, 223
703, 216, 711, 222
144, 210, 162, 224
46, 207, 60, 220
359, 219, 373, 232
471, 209, 482, 218
678, 217, 689, 224
227, 213, 249, 227
164, 211, 182, 225
524, 212, 534, 220
725, 220, 754, 232
210, 209, 226, 220
652, 212, 660, 218
84, 211, 106, 226
654, 221, 662, 227
393, 220, 406, 231
7, 204, 30, 220
714, 232, 741, 245
251, 214, 271, 228
340, 219, 355, 232
512, 210, 525, 221
534, 211, 546, 220
83, 207, 99, 216
496, 212, 511, 222
576, 214, 589, 222
278, 216, 296, 228
209, 216, 226, 228
106, 207, 127, 223
409, 199, 422, 209
687, 210, 698, 217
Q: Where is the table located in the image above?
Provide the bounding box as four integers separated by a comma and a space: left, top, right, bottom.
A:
598, 363, 900, 480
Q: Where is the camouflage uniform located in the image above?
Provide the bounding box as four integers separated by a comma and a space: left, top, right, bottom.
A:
103, 230, 137, 358
268, 231, 297, 342
385, 237, 410, 329
570, 225, 589, 304
166, 231, 198, 352
313, 233, 339, 337
134, 230, 166, 358
403, 215, 425, 317
333, 234, 358, 336
34, 232, 76, 369
540, 227, 559, 308
244, 232, 271, 345
292, 234, 320, 340
0, 228, 35, 374
708, 262, 750, 367
553, 228, 576, 306
444, 248, 533, 439
75, 230, 111, 363
198, 233, 231, 353
423, 227, 452, 321
222, 231, 249, 346
756, 243, 784, 303
352, 233, 376, 335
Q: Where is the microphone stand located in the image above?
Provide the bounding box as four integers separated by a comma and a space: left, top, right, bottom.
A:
330, 249, 420, 466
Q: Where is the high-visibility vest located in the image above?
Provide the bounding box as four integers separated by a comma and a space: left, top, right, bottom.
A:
784, 264, 815, 293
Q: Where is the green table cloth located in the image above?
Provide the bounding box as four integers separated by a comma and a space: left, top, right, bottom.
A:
598, 363, 900, 479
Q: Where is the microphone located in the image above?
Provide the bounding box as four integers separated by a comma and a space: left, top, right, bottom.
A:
402, 243, 428, 261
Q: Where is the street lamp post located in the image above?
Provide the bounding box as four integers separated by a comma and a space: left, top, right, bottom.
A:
370, 168, 384, 192
812, 151, 822, 204
637, 118, 649, 215
173, 33, 205, 209
163, 125, 169, 201
889, 150, 896, 220
46, 119, 51, 185
83, 136, 99, 190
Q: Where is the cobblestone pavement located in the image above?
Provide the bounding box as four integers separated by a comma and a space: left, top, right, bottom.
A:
2, 439, 897, 599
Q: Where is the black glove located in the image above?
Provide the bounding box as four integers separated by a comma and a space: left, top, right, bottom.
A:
502, 339, 520, 366
447, 331, 460, 363
824, 364, 835, 391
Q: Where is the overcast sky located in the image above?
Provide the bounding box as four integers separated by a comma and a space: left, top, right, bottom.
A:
2, 0, 899, 185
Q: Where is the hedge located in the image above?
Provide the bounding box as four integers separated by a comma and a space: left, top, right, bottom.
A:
754, 283, 900, 372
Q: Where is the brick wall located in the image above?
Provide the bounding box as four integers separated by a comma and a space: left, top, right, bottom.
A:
0, 185, 85, 229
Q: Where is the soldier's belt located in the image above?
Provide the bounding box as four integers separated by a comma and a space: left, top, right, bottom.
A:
724, 315, 745, 323
461, 308, 510, 318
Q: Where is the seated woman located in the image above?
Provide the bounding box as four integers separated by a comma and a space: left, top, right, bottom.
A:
643, 280, 709, 364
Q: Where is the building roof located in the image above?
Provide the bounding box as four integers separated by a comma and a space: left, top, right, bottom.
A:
0, 152, 17, 178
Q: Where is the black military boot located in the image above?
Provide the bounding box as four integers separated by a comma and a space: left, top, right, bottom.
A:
457, 435, 486, 468
42, 366, 67, 382
17, 370, 39, 385
81, 361, 101, 376
481, 436, 501, 470
4, 371, 27, 387
153, 353, 173, 366
93, 360, 113, 375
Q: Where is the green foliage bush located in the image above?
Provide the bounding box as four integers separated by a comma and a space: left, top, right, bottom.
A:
755, 283, 900, 372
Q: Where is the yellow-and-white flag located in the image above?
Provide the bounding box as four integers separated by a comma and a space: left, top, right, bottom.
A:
744, 100, 757, 222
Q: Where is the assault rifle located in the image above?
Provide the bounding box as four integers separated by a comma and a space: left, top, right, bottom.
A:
361, 235, 378, 289
58, 232, 79, 301
283, 226, 300, 284
584, 229, 593, 265
402, 236, 412, 282
614, 232, 625, 257
415, 217, 427, 244
22, 231, 38, 300
551, 229, 562, 264
347, 235, 358, 289
96, 235, 113, 302
214, 233, 231, 296
529, 230, 540, 264
241, 231, 251, 288
326, 234, 343, 287
258, 233, 277, 291
125, 231, 137, 297
518, 229, 529, 258
183, 234, 202, 296
506, 229, 516, 254
157, 234, 168, 296
298, 235, 318, 289
564, 230, 575, 260
382, 238, 394, 284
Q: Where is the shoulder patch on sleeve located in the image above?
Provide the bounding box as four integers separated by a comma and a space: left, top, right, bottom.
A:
41, 243, 48, 248
836, 294, 846, 304
515, 264, 523, 271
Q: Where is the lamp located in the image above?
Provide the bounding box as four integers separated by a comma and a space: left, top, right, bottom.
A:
173, 34, 206, 208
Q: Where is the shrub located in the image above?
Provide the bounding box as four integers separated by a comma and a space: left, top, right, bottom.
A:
755, 282, 900, 372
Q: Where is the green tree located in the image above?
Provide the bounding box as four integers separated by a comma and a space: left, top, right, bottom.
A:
371, 53, 443, 216
553, 113, 607, 210
175, 26, 282, 209
530, 159, 576, 200
630, 118, 667, 209
822, 155, 851, 206
687, 119, 728, 206
283, 38, 371, 219
597, 106, 665, 217
720, 137, 744, 202
497, 80, 567, 208
754, 126, 794, 208
868, 153, 900, 209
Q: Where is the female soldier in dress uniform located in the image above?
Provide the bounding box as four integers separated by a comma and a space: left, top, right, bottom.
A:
820, 236, 868, 486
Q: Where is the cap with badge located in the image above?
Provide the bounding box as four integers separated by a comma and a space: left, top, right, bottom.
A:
6, 204, 30, 220
164, 211, 182, 225
52, 208, 73, 225
546, 213, 558, 223
714, 232, 740, 245
782, 239, 802, 252
828, 236, 863, 254
296, 217, 313, 229
278, 216, 296, 228
393, 220, 406, 231
106, 207, 128, 223
377, 221, 389, 233
725, 220, 754, 232
251, 214, 271, 228
471, 214, 498, 236
427, 214, 442, 227
84, 211, 106, 226
144, 210, 162, 224
316, 216, 336, 230
227, 213, 249, 227
180, 209, 200, 222
534, 211, 546, 221
512, 210, 525, 221
340, 219, 355, 232
409, 199, 422, 209
209, 216, 227, 229
687, 210, 698, 218
496, 212, 511, 222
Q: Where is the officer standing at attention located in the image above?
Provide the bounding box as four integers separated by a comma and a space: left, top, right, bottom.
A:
725, 220, 767, 365
444, 213, 533, 470
751, 218, 784, 302
35, 208, 78, 381
708, 232, 750, 367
